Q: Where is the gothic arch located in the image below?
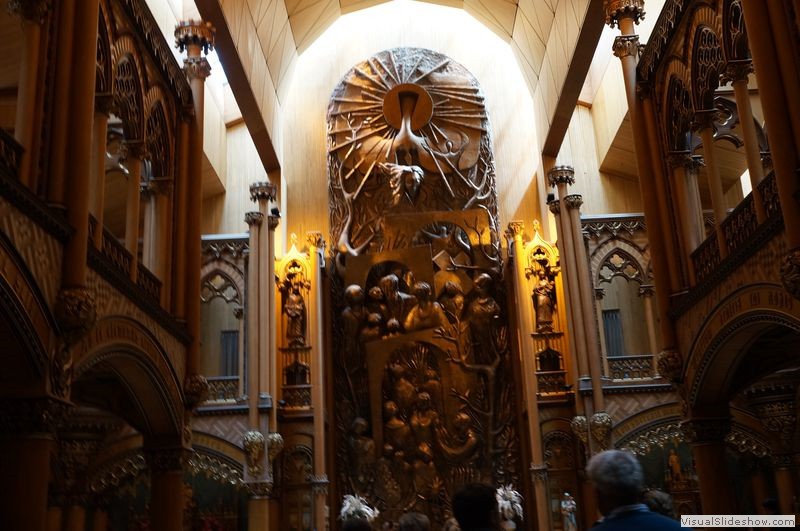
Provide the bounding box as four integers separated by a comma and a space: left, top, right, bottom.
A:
73, 316, 184, 438
200, 262, 244, 305
722, 0, 750, 61
144, 97, 174, 178
590, 237, 651, 286
96, 3, 113, 95
111, 35, 148, 142
689, 24, 725, 111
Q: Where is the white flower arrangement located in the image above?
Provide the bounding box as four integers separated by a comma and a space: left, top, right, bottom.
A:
496, 484, 524, 521
340, 494, 380, 522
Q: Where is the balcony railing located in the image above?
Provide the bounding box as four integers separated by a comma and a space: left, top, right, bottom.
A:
0, 129, 22, 179
607, 355, 655, 380
206, 376, 240, 402
720, 194, 757, 253
691, 231, 721, 285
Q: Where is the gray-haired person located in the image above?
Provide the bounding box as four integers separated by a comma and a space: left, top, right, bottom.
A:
399, 512, 430, 531
586, 450, 686, 530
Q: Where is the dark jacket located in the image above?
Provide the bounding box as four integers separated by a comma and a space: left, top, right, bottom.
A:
590, 506, 685, 531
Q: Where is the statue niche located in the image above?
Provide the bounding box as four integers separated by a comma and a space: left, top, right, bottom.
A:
329, 48, 521, 530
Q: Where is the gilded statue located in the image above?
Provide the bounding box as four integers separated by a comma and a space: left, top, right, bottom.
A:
532, 268, 556, 333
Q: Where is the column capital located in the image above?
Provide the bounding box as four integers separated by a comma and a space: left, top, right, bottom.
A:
692, 109, 718, 132
529, 463, 548, 483
505, 221, 525, 241
780, 247, 800, 301
570, 415, 589, 446
144, 446, 191, 473
681, 417, 731, 444
657, 348, 683, 383
638, 284, 655, 297
0, 397, 68, 436
604, 0, 645, 28
7, 0, 52, 23
121, 139, 148, 161
595, 287, 606, 300
564, 194, 583, 210
612, 34, 640, 59
590, 412, 613, 452
246, 481, 274, 498
548, 200, 561, 216
309, 474, 330, 494
183, 56, 211, 82
722, 59, 754, 85
306, 231, 325, 249
547, 165, 575, 188
243, 430, 266, 477
184, 373, 209, 408
95, 93, 114, 116
233, 305, 244, 319
249, 181, 277, 203
666, 151, 704, 171
267, 215, 280, 230
174, 20, 215, 55
245, 211, 264, 227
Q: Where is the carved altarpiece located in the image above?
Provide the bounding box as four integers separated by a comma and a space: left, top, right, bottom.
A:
327, 48, 523, 528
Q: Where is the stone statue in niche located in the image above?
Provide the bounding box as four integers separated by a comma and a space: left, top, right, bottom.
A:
532, 268, 556, 333
280, 263, 310, 347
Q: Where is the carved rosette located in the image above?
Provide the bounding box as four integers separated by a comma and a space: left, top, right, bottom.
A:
590, 412, 613, 451
174, 20, 215, 55
604, 0, 645, 28
309, 474, 330, 495
570, 415, 589, 446
529, 463, 548, 483
722, 59, 754, 84
657, 349, 683, 383
245, 211, 264, 227
681, 418, 731, 444
55, 288, 97, 344
780, 248, 800, 301
249, 181, 277, 203
184, 373, 210, 408
564, 194, 583, 211
613, 35, 640, 59
547, 165, 575, 188
7, 0, 52, 22
243, 430, 266, 477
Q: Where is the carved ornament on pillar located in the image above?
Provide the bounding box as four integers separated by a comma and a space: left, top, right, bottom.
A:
121, 139, 148, 162
547, 165, 575, 188
245, 211, 264, 227
246, 481, 273, 498
7, 0, 52, 22
96, 93, 114, 116
233, 305, 244, 320
613, 35, 640, 59
666, 151, 704, 172
692, 109, 719, 133
243, 430, 266, 476
149, 177, 173, 196
570, 415, 589, 446
306, 231, 324, 250
310, 474, 330, 495
184, 373, 210, 408
174, 20, 215, 54
505, 220, 524, 242
145, 447, 189, 473
182, 57, 211, 82
267, 215, 280, 231
530, 463, 548, 483
266, 432, 284, 480
52, 438, 102, 506
722, 59, 754, 85
657, 349, 683, 383
595, 287, 605, 300
604, 0, 645, 28
55, 287, 97, 344
638, 284, 655, 297
780, 248, 800, 301
249, 181, 277, 203
681, 418, 731, 444
548, 200, 561, 216
0, 397, 66, 435
590, 412, 613, 451
564, 194, 583, 210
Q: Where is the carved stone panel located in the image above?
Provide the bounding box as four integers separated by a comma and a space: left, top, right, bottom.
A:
328, 48, 520, 529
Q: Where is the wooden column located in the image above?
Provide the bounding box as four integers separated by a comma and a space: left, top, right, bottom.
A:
175, 20, 215, 403
565, 194, 605, 413
306, 232, 330, 531
47, 0, 75, 205
606, 0, 679, 354
506, 221, 551, 531
172, 120, 190, 318
594, 289, 610, 377
683, 418, 736, 514
8, 0, 51, 186
91, 509, 109, 531
123, 145, 144, 280
695, 112, 729, 258
245, 212, 263, 429
740, 0, 800, 300
639, 285, 659, 374
90, 96, 113, 249
235, 306, 245, 398
726, 61, 767, 222
146, 448, 186, 531
266, 215, 279, 430
667, 152, 704, 283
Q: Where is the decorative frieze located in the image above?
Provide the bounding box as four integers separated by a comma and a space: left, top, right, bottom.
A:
0, 397, 67, 435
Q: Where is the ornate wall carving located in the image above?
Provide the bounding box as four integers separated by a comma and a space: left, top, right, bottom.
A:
327, 48, 520, 529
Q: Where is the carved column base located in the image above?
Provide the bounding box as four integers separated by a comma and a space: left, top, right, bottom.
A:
780, 248, 800, 301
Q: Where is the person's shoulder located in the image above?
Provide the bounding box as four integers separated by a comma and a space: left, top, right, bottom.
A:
590, 511, 684, 531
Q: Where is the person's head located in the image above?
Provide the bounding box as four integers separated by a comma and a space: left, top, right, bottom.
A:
763, 497, 779, 515
343, 518, 373, 531
586, 450, 644, 515
412, 281, 433, 302
452, 483, 499, 530
642, 489, 675, 518
345, 284, 365, 306
399, 512, 430, 531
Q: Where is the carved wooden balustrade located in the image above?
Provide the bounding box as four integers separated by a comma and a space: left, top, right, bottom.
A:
205, 376, 241, 403
607, 355, 655, 380
536, 370, 571, 403
0, 129, 22, 179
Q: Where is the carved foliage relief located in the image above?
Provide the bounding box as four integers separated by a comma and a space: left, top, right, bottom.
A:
328, 48, 518, 529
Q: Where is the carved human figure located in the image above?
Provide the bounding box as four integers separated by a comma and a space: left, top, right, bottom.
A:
360, 313, 384, 343
668, 448, 683, 482
342, 284, 367, 341
283, 283, 307, 347
532, 269, 556, 332
390, 363, 417, 414
561, 493, 577, 531
367, 286, 388, 320
420, 368, 442, 411
410, 392, 439, 447
412, 442, 438, 497
438, 280, 465, 323
436, 411, 480, 464
380, 162, 424, 206
384, 400, 411, 455
379, 273, 416, 324
404, 281, 448, 332
465, 273, 500, 361
349, 417, 376, 493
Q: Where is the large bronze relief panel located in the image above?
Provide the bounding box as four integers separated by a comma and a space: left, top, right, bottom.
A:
327, 47, 521, 528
